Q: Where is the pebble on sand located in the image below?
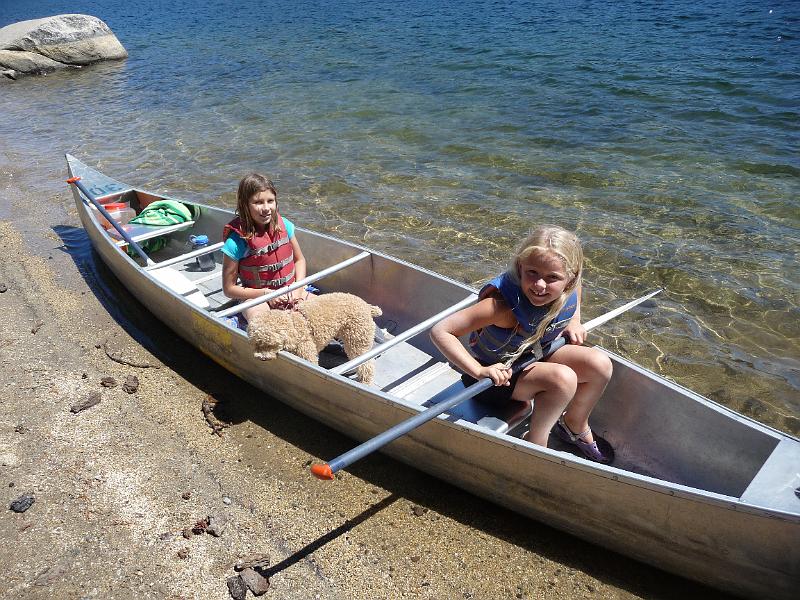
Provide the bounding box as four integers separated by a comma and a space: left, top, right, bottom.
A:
122, 375, 139, 394
70, 392, 101, 414
10, 493, 35, 513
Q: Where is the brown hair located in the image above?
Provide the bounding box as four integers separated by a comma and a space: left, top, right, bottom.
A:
235, 173, 280, 239
503, 225, 583, 364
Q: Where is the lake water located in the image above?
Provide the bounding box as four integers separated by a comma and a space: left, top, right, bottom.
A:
1, 0, 798, 434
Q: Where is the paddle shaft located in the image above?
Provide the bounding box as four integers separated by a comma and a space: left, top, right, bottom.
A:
67, 177, 153, 265
311, 288, 662, 480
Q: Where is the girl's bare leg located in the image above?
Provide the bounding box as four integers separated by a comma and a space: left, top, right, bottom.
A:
546, 345, 613, 444
512, 362, 577, 446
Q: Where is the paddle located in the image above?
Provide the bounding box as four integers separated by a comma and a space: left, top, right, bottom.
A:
310, 288, 662, 480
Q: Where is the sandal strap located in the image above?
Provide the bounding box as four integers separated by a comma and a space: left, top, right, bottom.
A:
558, 415, 593, 443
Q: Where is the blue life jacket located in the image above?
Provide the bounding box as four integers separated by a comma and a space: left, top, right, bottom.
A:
468, 273, 577, 364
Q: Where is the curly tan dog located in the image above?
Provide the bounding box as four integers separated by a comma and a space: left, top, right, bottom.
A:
247, 292, 382, 384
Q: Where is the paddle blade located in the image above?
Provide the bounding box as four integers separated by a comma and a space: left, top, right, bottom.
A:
311, 463, 334, 480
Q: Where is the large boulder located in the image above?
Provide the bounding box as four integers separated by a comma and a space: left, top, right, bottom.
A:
0, 14, 127, 68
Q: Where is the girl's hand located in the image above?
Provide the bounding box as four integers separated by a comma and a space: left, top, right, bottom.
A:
268, 287, 308, 310
268, 294, 294, 309
477, 363, 513, 386
290, 286, 309, 303
562, 319, 586, 345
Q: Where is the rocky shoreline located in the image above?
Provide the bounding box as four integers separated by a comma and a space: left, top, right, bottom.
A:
0, 156, 735, 599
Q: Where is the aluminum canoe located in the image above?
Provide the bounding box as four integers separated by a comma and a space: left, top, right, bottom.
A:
66, 154, 800, 599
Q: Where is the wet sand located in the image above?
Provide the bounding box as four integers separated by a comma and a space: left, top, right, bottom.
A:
0, 155, 736, 599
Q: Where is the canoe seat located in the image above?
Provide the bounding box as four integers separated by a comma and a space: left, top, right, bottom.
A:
111, 221, 196, 246
423, 381, 532, 434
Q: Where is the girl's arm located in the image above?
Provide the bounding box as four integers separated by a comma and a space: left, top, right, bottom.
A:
431, 296, 517, 386
289, 237, 307, 301
562, 279, 587, 345
222, 255, 267, 301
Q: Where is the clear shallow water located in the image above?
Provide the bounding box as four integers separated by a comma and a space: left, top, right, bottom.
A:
1, 0, 798, 433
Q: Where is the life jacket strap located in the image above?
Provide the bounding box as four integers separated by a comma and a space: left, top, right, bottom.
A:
240, 254, 294, 274
252, 235, 290, 256
240, 267, 296, 289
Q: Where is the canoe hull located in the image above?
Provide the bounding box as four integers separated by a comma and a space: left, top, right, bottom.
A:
68, 155, 799, 599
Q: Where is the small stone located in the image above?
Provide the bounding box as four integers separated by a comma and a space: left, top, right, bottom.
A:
410, 556, 420, 563
222, 496, 232, 505
181, 491, 191, 500
100, 377, 117, 388
240, 567, 270, 596
587, 584, 596, 593
70, 392, 101, 414
411, 505, 427, 517
122, 375, 139, 394
0, 283, 7, 293
82, 372, 88, 379
206, 513, 228, 537
10, 493, 35, 513
14, 424, 29, 434
226, 575, 247, 600
177, 548, 189, 559
158, 532, 173, 541
31, 320, 44, 334
234, 554, 271, 571
191, 518, 208, 535
182, 528, 193, 539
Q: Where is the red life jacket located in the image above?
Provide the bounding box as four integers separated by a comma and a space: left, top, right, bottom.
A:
222, 215, 295, 289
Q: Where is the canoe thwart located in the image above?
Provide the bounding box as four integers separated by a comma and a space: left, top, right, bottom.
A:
332, 294, 478, 376
145, 242, 225, 271
112, 221, 196, 246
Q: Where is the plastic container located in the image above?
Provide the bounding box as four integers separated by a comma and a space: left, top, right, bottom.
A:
97, 202, 135, 230
189, 234, 216, 271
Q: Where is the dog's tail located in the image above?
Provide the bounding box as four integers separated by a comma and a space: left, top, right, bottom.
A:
370, 305, 382, 317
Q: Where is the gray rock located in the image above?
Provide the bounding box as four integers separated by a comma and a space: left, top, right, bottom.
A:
10, 493, 35, 513
240, 568, 270, 596
0, 49, 67, 74
226, 575, 247, 600
0, 14, 127, 66
122, 375, 139, 394
206, 513, 228, 537
70, 392, 101, 414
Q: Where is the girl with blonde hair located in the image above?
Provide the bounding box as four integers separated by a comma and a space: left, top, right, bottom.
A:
431, 225, 614, 463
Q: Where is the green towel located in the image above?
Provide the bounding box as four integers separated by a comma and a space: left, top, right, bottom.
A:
129, 199, 193, 226
126, 200, 194, 257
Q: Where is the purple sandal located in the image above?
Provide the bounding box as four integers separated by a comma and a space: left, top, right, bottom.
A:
554, 414, 615, 464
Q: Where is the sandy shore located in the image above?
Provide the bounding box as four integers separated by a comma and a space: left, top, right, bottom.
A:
0, 158, 734, 599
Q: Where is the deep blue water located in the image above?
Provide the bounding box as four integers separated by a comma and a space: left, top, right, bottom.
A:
1, 0, 798, 431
